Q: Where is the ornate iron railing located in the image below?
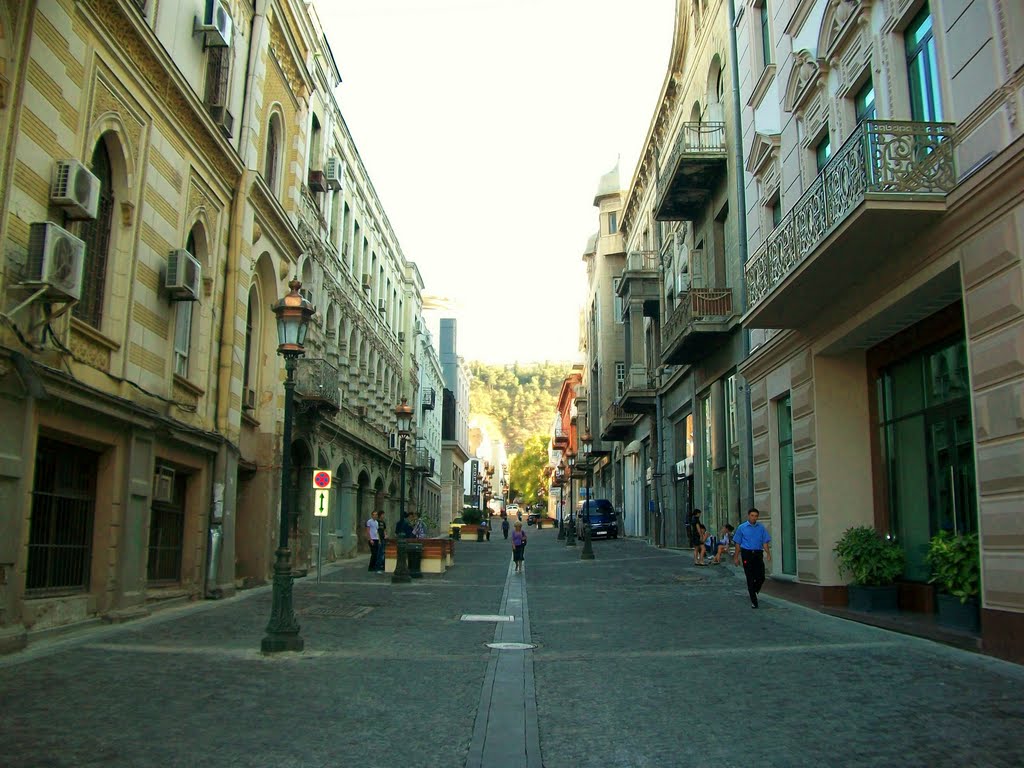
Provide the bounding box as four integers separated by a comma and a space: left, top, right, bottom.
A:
745, 120, 955, 309
295, 358, 340, 410
414, 447, 430, 471
662, 288, 734, 347
625, 250, 659, 272
657, 122, 726, 197
604, 402, 636, 426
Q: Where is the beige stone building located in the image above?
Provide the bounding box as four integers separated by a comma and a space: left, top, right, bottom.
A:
0, 0, 428, 651
737, 0, 1024, 661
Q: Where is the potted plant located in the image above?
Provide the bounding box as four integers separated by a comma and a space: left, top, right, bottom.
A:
833, 526, 905, 612
926, 531, 980, 632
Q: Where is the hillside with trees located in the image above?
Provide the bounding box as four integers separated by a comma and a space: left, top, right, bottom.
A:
467, 361, 572, 455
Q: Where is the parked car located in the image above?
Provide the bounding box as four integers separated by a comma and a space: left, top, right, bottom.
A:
575, 499, 619, 539
527, 511, 540, 526
507, 504, 520, 520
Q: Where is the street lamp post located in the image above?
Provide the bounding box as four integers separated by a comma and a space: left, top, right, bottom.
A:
580, 432, 595, 561
261, 279, 314, 654
392, 397, 414, 584
565, 450, 576, 546
557, 459, 567, 540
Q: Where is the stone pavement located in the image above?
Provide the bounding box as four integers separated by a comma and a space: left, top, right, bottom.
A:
1, 527, 1022, 768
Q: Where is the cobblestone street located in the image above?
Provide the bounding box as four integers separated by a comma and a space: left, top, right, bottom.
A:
2, 530, 1022, 768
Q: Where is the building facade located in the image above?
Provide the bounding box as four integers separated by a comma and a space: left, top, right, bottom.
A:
0, 0, 430, 651
415, 322, 444, 531
735, 0, 1024, 662
611, 0, 754, 548
582, 166, 629, 526
439, 318, 470, 527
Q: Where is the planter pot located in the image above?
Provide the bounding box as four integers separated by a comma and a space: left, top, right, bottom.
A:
848, 584, 899, 612
936, 593, 980, 633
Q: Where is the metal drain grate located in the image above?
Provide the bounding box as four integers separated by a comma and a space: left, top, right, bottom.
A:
300, 605, 374, 619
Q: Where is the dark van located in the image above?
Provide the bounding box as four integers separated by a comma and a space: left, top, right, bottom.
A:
575, 499, 619, 539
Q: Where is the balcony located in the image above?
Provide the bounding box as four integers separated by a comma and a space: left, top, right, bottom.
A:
662, 288, 736, 365
618, 367, 656, 414
421, 387, 436, 410
601, 402, 639, 441
552, 425, 568, 449
295, 358, 340, 412
744, 120, 956, 328
414, 446, 431, 472
299, 185, 327, 235
617, 250, 661, 319
654, 122, 727, 221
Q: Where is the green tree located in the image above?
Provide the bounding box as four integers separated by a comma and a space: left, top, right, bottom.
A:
510, 433, 549, 507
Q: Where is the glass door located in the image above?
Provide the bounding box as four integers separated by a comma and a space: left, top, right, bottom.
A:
927, 404, 977, 537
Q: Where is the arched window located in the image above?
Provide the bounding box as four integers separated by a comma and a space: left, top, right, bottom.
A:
173, 229, 198, 378
265, 116, 280, 192
75, 139, 115, 327
242, 284, 259, 405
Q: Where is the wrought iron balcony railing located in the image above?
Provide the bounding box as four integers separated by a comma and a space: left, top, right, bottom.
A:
414, 447, 431, 471
655, 122, 727, 220
744, 120, 955, 310
294, 358, 340, 411
299, 185, 327, 234
662, 288, 734, 345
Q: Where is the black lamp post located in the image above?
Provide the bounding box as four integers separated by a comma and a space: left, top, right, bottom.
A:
392, 397, 414, 584
580, 431, 595, 561
557, 459, 567, 540
261, 279, 314, 654
566, 450, 576, 546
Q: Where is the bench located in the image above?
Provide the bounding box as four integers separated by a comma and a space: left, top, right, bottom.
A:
384, 537, 452, 574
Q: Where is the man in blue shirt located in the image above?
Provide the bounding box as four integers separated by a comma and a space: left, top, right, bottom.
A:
733, 508, 772, 608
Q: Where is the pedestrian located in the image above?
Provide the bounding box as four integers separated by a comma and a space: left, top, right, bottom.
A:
376, 511, 387, 572
694, 522, 709, 565
511, 522, 527, 572
366, 511, 380, 572
733, 508, 772, 608
712, 524, 734, 564
501, 517, 510, 539
688, 508, 703, 564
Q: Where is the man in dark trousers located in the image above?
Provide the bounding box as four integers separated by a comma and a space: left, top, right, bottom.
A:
733, 508, 772, 608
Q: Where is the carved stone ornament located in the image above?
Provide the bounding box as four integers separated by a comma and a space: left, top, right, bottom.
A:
784, 50, 824, 114
120, 201, 135, 227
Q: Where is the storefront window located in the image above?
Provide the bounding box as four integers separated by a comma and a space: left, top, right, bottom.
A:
877, 337, 976, 581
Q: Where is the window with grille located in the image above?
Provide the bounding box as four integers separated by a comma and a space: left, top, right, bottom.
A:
205, 46, 230, 107
148, 469, 186, 583
615, 362, 625, 397
26, 438, 97, 594
75, 140, 114, 328
173, 231, 197, 377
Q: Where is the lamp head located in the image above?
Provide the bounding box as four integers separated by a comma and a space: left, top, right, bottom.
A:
271, 279, 315, 356
394, 397, 413, 435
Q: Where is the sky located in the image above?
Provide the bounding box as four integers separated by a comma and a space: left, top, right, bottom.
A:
316, 0, 676, 364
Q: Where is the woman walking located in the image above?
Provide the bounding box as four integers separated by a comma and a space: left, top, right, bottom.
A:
511, 522, 527, 573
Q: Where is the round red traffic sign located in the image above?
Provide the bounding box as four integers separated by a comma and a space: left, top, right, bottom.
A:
314, 471, 331, 488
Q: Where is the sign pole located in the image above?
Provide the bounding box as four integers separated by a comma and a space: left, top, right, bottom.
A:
317, 516, 324, 585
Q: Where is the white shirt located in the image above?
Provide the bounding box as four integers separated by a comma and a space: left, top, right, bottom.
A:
366, 518, 379, 542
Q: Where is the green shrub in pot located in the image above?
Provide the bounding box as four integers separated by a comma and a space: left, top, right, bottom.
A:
833, 526, 905, 586
926, 531, 979, 604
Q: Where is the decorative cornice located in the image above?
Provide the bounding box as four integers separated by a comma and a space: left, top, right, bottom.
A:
81, 0, 243, 184
249, 175, 303, 259
747, 64, 776, 109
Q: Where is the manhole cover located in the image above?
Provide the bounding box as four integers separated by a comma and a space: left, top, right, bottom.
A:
486, 642, 535, 650
300, 605, 374, 619
461, 614, 515, 622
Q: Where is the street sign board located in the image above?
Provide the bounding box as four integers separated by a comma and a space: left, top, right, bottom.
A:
313, 469, 332, 489
314, 488, 330, 517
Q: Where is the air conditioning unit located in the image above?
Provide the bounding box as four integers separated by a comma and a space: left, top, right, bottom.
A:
166, 249, 202, 301
243, 387, 256, 411
208, 104, 233, 138
377, 299, 386, 313
194, 0, 232, 48
153, 465, 175, 503
397, 331, 405, 343
51, 160, 100, 220
361, 274, 371, 291
307, 169, 327, 193
24, 222, 85, 302
325, 157, 344, 191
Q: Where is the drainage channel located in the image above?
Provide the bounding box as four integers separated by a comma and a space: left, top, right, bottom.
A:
464, 563, 542, 768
